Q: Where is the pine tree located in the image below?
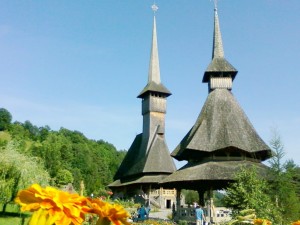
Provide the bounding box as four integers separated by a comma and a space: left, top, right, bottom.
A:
268, 129, 300, 222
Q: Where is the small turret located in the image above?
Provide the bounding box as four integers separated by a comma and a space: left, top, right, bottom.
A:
203, 5, 238, 92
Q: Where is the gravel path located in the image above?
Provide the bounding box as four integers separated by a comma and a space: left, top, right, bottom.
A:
148, 209, 172, 220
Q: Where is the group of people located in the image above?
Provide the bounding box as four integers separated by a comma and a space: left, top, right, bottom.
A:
132, 203, 205, 224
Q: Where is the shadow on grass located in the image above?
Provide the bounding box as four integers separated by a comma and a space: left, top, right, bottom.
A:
0, 211, 31, 218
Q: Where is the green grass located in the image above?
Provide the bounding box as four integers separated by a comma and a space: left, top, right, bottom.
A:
0, 204, 31, 225
0, 214, 30, 225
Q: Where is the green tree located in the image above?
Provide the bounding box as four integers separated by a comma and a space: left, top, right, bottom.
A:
268, 129, 285, 173
223, 167, 280, 222
23, 120, 39, 140
55, 169, 74, 186
9, 121, 31, 139
38, 133, 64, 177
39, 125, 51, 140
0, 108, 12, 131
267, 130, 300, 222
182, 190, 199, 205
213, 191, 225, 207
0, 160, 20, 212
0, 141, 50, 212
284, 160, 300, 199
3, 113, 126, 198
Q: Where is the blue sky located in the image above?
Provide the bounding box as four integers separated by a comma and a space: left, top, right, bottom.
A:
1, 1, 299, 168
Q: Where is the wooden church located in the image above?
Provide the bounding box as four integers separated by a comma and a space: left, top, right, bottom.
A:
108, 6, 177, 209
109, 2, 273, 217
161, 3, 273, 222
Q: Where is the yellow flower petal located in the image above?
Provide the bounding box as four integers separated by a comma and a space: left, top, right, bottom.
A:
15, 184, 88, 225
29, 208, 47, 225
88, 198, 130, 225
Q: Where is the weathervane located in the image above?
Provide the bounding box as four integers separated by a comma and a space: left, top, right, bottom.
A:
151, 3, 158, 14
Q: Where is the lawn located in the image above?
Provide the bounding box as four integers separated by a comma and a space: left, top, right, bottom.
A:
0, 203, 31, 225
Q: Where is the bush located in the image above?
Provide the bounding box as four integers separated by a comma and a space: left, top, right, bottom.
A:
178, 220, 188, 225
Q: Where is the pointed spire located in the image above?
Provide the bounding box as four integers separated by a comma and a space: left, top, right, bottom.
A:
137, 4, 171, 98
212, 6, 224, 59
148, 14, 161, 84
202, 2, 238, 84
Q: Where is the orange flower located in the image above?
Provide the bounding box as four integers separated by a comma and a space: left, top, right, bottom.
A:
88, 198, 130, 225
254, 219, 272, 225
292, 221, 300, 225
15, 184, 89, 225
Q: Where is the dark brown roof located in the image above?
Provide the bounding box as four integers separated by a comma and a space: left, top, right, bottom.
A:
160, 160, 270, 190
137, 81, 171, 98
171, 89, 272, 161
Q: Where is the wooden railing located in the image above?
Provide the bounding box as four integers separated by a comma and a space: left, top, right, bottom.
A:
174, 207, 231, 224
150, 189, 176, 196
174, 207, 196, 222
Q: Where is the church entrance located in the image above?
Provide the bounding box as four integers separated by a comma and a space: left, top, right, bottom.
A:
166, 199, 171, 209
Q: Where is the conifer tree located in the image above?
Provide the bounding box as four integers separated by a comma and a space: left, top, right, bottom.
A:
268, 129, 300, 222
223, 167, 280, 222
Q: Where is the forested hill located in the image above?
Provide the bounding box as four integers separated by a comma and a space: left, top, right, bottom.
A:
0, 108, 126, 196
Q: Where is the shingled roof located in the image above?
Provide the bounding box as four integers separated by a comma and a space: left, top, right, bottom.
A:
114, 132, 176, 179
113, 134, 143, 180
171, 89, 272, 161
109, 175, 169, 188
203, 58, 237, 83
109, 130, 176, 187
138, 81, 171, 98
161, 160, 270, 189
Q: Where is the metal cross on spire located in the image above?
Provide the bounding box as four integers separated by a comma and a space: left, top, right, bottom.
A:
151, 3, 158, 14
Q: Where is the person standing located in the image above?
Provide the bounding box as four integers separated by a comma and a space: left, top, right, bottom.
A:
138, 205, 147, 221
195, 205, 205, 225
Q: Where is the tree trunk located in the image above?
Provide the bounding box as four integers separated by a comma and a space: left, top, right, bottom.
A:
2, 203, 7, 213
